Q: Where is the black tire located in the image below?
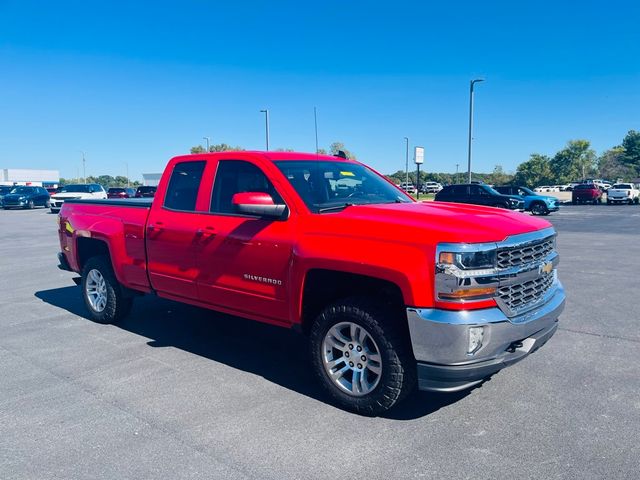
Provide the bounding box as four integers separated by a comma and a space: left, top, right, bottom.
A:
309, 297, 416, 415
635, 198, 639, 205
81, 255, 132, 324
530, 202, 548, 216
572, 200, 577, 205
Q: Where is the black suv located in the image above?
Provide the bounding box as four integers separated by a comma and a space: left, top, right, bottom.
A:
434, 183, 524, 210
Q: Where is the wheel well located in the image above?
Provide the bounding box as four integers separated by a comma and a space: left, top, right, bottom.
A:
76, 238, 110, 270
300, 269, 405, 334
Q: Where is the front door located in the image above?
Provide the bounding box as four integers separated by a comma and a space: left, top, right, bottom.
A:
196, 159, 294, 324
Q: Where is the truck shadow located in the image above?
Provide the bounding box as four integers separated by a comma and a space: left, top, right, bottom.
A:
35, 285, 472, 420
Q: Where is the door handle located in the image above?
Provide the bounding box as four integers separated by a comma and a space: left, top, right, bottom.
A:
196, 226, 215, 237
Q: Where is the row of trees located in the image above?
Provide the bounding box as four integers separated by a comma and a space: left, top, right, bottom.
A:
513, 131, 640, 187
59, 175, 141, 188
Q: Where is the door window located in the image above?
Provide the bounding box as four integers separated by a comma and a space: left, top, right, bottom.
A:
210, 160, 283, 214
164, 161, 206, 211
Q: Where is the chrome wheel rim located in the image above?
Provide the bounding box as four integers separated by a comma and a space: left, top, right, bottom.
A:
85, 269, 107, 312
322, 322, 382, 396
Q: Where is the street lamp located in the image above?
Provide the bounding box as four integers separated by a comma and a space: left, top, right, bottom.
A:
404, 137, 409, 188
79, 150, 86, 183
203, 136, 211, 152
467, 78, 484, 183
456, 163, 460, 184
260, 109, 270, 151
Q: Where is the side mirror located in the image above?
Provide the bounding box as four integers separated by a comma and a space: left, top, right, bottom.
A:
232, 192, 286, 218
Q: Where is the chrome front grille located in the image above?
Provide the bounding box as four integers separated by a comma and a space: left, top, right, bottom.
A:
498, 271, 555, 314
497, 236, 554, 269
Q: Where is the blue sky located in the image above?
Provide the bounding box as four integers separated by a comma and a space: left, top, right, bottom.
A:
1, 0, 638, 180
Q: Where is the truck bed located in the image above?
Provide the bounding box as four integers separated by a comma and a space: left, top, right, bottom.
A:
65, 198, 153, 208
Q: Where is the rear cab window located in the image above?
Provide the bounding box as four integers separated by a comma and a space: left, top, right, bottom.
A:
164, 161, 206, 211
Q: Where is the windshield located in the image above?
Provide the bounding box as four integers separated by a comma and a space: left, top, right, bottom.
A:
482, 185, 501, 196
612, 184, 633, 189
58, 185, 91, 193
274, 160, 413, 213
575, 184, 593, 190
517, 187, 535, 196
108, 188, 125, 193
9, 187, 35, 194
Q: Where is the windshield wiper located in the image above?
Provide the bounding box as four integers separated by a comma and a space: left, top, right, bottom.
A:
318, 203, 355, 213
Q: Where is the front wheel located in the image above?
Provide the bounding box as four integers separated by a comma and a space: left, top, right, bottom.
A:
81, 255, 132, 324
531, 203, 548, 216
309, 298, 416, 415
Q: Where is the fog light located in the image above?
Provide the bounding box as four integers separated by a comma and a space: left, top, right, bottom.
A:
468, 326, 484, 355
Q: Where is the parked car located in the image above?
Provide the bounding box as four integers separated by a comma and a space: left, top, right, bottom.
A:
606, 183, 640, 204
57, 151, 564, 415
434, 183, 524, 210
0, 185, 12, 207
572, 184, 603, 204
421, 181, 443, 193
50, 184, 107, 213
2, 186, 50, 209
135, 186, 157, 198
494, 186, 560, 215
107, 187, 136, 199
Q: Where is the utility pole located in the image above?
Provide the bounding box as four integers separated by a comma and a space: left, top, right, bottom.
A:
203, 136, 211, 152
80, 151, 86, 183
467, 78, 484, 183
404, 137, 409, 188
126, 162, 130, 187
260, 109, 270, 151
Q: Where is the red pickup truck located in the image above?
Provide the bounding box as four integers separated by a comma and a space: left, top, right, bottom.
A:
57, 151, 565, 414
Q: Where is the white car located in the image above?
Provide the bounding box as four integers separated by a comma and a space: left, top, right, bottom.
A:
399, 182, 416, 194
606, 183, 639, 204
534, 186, 552, 193
50, 184, 107, 213
421, 181, 443, 193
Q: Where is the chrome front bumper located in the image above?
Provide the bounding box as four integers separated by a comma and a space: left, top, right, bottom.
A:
407, 282, 565, 392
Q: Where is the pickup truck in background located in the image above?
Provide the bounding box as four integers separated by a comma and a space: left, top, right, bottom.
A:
57, 151, 565, 415
606, 183, 639, 204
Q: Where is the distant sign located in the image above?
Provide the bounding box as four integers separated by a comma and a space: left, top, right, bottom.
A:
414, 146, 424, 164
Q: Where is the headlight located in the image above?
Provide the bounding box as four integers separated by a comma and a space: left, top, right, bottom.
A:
438, 249, 496, 270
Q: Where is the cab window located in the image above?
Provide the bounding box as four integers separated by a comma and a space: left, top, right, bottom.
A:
210, 160, 283, 214
164, 161, 206, 211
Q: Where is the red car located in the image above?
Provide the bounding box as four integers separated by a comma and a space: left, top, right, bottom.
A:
572, 184, 603, 204
107, 187, 136, 199
57, 151, 565, 414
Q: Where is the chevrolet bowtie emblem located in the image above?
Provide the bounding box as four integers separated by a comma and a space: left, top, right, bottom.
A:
539, 262, 553, 275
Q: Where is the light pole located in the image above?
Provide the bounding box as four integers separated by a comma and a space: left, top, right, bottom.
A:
203, 136, 211, 152
125, 162, 129, 187
467, 78, 484, 183
404, 137, 409, 188
79, 150, 86, 183
260, 109, 270, 151
314, 107, 319, 153
456, 163, 460, 184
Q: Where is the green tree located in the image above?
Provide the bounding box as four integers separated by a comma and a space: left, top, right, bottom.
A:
514, 154, 553, 187
620, 130, 640, 175
191, 143, 244, 153
190, 145, 206, 154
329, 142, 355, 159
550, 140, 597, 183
598, 147, 634, 181
487, 165, 512, 186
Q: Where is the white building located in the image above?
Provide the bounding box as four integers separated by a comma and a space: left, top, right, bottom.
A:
142, 173, 162, 187
1, 168, 60, 187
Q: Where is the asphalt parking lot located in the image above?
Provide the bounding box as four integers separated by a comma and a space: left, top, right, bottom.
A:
1, 205, 639, 479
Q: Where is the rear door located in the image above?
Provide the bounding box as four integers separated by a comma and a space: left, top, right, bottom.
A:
146, 160, 207, 300
469, 185, 492, 206
196, 158, 294, 324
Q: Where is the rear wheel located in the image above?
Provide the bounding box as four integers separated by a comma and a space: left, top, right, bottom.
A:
81, 255, 132, 324
309, 297, 416, 415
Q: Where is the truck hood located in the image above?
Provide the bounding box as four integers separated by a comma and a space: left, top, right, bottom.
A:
308, 201, 552, 245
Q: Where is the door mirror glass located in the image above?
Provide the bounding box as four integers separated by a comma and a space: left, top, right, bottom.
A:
232, 192, 286, 218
